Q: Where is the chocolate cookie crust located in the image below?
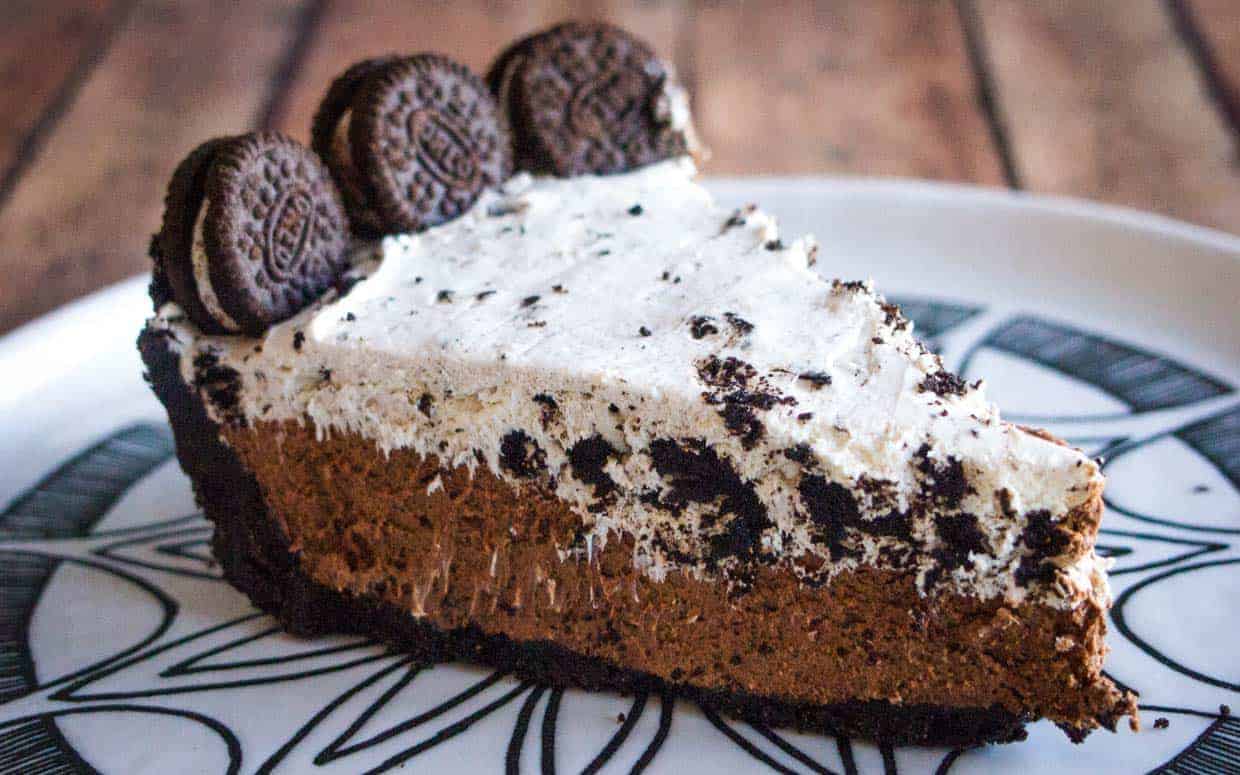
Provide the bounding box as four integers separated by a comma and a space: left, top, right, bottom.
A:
138, 328, 1136, 746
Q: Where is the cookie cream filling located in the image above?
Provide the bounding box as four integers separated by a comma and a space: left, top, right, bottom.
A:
329, 109, 385, 234
331, 111, 354, 180
655, 67, 706, 163
190, 201, 242, 332
149, 158, 1108, 610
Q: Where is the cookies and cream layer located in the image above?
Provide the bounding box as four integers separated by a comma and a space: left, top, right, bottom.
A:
148, 158, 1109, 609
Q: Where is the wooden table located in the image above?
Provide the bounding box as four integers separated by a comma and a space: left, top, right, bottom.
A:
2, 0, 1237, 334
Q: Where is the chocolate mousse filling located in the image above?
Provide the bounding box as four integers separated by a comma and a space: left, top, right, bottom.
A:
139, 328, 1135, 745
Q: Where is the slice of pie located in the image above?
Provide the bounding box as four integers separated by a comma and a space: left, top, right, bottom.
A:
139, 29, 1135, 746
141, 152, 1136, 744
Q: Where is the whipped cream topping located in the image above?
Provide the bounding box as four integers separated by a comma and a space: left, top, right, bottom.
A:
150, 158, 1107, 609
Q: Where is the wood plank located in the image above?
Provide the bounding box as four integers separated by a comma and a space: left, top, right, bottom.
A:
685, 0, 1005, 180
1180, 0, 1240, 133
973, 0, 1240, 232
0, 0, 310, 334
270, 0, 692, 140
0, 0, 119, 200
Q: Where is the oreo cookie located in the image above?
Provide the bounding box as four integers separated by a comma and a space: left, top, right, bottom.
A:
152, 132, 351, 335
312, 54, 512, 237
487, 21, 695, 176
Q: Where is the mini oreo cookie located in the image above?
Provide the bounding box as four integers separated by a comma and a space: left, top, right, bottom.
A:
153, 132, 350, 335
487, 22, 692, 176
311, 54, 512, 237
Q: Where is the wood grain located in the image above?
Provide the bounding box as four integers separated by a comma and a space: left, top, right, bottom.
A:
1, 0, 1237, 334
1181, 0, 1240, 133
0, 0, 119, 200
0, 0, 309, 334
278, 1, 1001, 180
973, 0, 1240, 231
269, 0, 692, 141
685, 0, 1004, 181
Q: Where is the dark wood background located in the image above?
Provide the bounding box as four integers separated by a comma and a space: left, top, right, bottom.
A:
2, 0, 1238, 335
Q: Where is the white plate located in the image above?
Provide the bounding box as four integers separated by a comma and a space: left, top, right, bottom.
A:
0, 179, 1237, 774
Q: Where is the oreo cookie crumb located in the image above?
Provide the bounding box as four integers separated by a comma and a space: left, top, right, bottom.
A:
798, 372, 832, 389
723, 312, 753, 335
797, 412, 814, 422
417, 393, 434, 417
552, 284, 566, 293
532, 393, 559, 428
783, 444, 814, 466
191, 351, 244, 425
920, 370, 968, 397
476, 290, 497, 301
1153, 717, 1170, 729
764, 239, 784, 251
499, 430, 546, 478
293, 331, 306, 351
628, 204, 643, 216
1016, 509, 1072, 585
798, 476, 860, 561
689, 316, 719, 339
697, 355, 756, 389
719, 404, 765, 449
722, 206, 754, 232
914, 445, 972, 506
880, 301, 911, 331
934, 513, 989, 570
568, 434, 619, 498
344, 312, 356, 322
437, 290, 454, 303
522, 295, 540, 307
697, 356, 797, 445
648, 438, 771, 568
639, 326, 652, 337
799, 474, 914, 561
